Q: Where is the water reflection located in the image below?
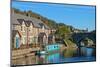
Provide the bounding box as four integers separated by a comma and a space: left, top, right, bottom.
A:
60, 47, 96, 63
12, 46, 96, 65
37, 46, 95, 64
80, 47, 95, 57
46, 53, 60, 63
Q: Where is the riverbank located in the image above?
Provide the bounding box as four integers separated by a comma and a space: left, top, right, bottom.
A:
12, 47, 40, 60
60, 39, 78, 51
59, 39, 78, 57
12, 43, 96, 65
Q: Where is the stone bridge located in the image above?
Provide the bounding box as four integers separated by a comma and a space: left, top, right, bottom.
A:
71, 32, 96, 56
71, 32, 96, 47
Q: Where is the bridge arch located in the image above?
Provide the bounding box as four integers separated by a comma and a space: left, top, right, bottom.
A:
72, 33, 95, 47
78, 37, 94, 47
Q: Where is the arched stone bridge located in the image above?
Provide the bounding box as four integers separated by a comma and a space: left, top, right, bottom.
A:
71, 32, 96, 56
71, 32, 96, 47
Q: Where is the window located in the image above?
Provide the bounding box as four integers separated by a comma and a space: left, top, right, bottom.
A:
24, 27, 25, 32
21, 26, 22, 31
22, 37, 26, 44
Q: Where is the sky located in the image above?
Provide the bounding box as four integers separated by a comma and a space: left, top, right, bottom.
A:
12, 1, 96, 31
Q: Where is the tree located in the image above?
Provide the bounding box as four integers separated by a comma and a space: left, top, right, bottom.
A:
55, 25, 71, 39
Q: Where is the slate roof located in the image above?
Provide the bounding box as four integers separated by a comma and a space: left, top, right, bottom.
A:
11, 12, 49, 29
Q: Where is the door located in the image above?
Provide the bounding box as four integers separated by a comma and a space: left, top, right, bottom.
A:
16, 37, 19, 48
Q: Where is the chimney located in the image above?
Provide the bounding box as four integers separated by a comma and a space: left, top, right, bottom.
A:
26, 11, 32, 17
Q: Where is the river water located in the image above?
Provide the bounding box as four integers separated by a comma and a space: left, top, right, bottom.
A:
37, 47, 96, 64
12, 46, 96, 65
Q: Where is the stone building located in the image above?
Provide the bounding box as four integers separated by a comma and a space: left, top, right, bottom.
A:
11, 11, 56, 48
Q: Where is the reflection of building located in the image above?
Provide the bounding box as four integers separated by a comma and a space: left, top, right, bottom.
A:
11, 11, 56, 48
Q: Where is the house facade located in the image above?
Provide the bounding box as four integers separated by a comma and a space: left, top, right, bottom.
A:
11, 11, 56, 48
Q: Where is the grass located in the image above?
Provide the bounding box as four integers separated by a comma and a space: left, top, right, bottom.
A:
63, 39, 77, 49
61, 39, 78, 57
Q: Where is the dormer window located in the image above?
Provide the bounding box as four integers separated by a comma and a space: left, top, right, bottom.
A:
17, 19, 25, 32
17, 19, 24, 23
39, 23, 45, 29
22, 21, 25, 32
21, 26, 22, 31
42, 25, 45, 30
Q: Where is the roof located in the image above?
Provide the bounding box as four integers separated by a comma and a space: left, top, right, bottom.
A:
12, 30, 21, 38
38, 32, 47, 38
11, 12, 49, 29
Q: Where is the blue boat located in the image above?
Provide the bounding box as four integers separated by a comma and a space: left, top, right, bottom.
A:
45, 43, 60, 52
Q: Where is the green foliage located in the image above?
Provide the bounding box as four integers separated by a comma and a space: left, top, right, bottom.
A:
63, 39, 77, 57
46, 19, 58, 29
63, 48, 76, 57
55, 23, 71, 39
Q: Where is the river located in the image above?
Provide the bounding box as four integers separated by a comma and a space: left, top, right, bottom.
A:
12, 45, 96, 65
36, 46, 96, 64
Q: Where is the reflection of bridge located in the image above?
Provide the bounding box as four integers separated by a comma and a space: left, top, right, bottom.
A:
71, 32, 96, 56
72, 32, 96, 46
